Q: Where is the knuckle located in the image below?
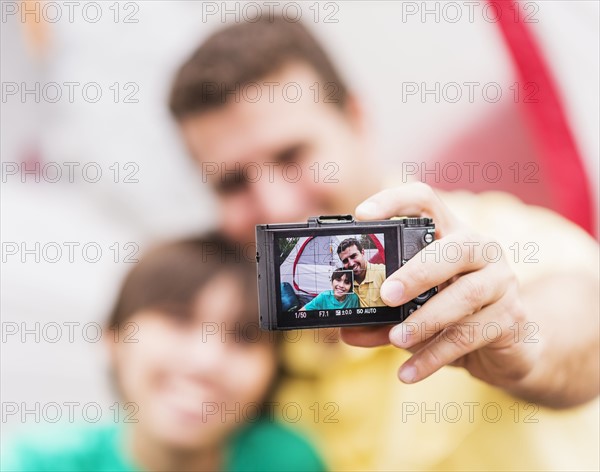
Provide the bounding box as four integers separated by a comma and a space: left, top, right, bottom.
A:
412, 181, 432, 193
496, 307, 515, 332
456, 277, 486, 313
507, 299, 527, 325
408, 261, 430, 287
456, 229, 482, 246
413, 181, 435, 202
452, 229, 486, 267
497, 292, 525, 326
444, 323, 471, 350
420, 345, 444, 371
495, 260, 515, 287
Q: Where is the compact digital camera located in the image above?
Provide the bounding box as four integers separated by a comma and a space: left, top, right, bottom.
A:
256, 215, 437, 330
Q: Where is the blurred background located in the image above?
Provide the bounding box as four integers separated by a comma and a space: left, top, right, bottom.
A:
1, 0, 598, 435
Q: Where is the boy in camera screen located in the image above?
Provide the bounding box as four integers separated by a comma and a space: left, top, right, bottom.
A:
301, 269, 359, 311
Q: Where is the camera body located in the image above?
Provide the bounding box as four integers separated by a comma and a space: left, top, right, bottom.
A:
256, 215, 437, 330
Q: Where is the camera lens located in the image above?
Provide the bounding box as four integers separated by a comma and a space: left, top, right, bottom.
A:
414, 288, 436, 303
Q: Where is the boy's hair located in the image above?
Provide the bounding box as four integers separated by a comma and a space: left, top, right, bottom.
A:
337, 238, 364, 255
107, 232, 258, 329
107, 233, 285, 405
331, 268, 352, 286
169, 15, 348, 119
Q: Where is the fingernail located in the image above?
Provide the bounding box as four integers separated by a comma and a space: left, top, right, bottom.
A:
355, 201, 378, 219
381, 280, 404, 305
399, 364, 417, 383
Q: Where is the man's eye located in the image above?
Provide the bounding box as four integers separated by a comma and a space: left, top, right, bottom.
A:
215, 176, 248, 195
277, 144, 305, 164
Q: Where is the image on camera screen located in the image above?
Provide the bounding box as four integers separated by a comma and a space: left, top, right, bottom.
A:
278, 233, 388, 317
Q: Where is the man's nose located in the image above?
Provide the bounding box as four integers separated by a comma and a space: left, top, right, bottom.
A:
250, 179, 305, 224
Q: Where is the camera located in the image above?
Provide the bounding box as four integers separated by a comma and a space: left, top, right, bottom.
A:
256, 215, 437, 330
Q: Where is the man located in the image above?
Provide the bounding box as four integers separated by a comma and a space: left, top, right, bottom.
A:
169, 16, 599, 471
337, 238, 386, 307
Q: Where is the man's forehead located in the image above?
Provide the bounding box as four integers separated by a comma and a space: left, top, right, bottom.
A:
182, 101, 297, 162
340, 246, 360, 256
181, 64, 327, 163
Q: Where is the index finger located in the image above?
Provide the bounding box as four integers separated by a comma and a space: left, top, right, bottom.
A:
355, 182, 458, 237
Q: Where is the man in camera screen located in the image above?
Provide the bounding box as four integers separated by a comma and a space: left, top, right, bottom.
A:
337, 238, 386, 307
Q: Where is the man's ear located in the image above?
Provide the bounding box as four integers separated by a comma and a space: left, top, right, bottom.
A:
342, 93, 367, 134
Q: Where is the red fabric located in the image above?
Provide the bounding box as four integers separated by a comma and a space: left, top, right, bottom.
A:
492, 0, 593, 233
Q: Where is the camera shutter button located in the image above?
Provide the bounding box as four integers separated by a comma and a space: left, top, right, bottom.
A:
405, 217, 432, 227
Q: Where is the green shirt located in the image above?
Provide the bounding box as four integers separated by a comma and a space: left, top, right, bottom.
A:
2, 420, 325, 472
303, 290, 360, 311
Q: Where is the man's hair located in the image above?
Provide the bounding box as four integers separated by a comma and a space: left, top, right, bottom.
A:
337, 238, 364, 255
169, 15, 348, 119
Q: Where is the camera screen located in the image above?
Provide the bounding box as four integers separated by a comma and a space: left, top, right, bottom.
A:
275, 231, 403, 327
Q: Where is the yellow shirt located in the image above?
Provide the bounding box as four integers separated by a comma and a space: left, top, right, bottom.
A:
353, 262, 386, 307
277, 189, 600, 471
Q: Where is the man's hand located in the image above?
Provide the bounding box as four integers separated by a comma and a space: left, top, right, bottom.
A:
340, 182, 598, 408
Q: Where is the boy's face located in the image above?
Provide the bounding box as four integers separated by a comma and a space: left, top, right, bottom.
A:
332, 275, 351, 298
179, 63, 381, 243
110, 273, 276, 450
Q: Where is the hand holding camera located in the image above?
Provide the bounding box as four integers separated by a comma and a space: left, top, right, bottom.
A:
340, 183, 535, 390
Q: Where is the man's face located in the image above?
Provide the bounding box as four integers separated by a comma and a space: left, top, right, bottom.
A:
179, 63, 380, 243
338, 245, 367, 279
